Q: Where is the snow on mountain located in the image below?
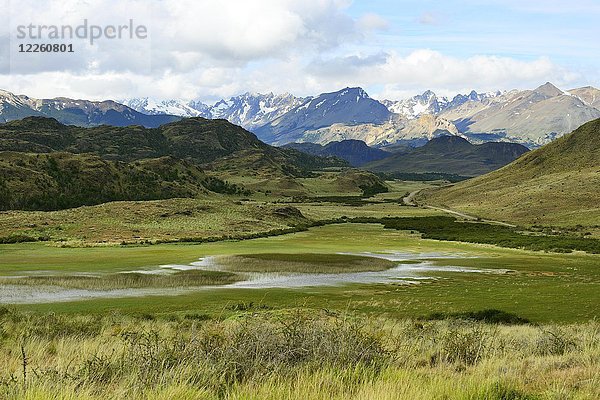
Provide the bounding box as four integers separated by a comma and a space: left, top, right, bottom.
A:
439, 82, 600, 147
120, 98, 207, 118
1, 90, 179, 127
6, 82, 595, 149
253, 87, 393, 144
122, 92, 305, 131
382, 90, 502, 119
208, 92, 306, 130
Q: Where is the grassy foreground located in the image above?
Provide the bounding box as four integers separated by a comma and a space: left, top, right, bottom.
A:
0, 309, 598, 399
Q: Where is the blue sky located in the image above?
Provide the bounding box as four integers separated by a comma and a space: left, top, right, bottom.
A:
348, 0, 599, 62
0, 0, 598, 102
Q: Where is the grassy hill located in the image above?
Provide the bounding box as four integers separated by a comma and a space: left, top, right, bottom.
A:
365, 135, 529, 177
422, 118, 600, 227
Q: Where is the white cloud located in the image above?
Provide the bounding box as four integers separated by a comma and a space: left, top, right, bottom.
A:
357, 13, 389, 31
6, 0, 363, 75
0, 0, 591, 102
306, 50, 579, 100
0, 49, 580, 103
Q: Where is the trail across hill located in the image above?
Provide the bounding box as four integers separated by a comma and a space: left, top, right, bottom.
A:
402, 189, 517, 228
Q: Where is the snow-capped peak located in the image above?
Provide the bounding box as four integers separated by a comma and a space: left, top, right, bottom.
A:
382, 89, 502, 119
120, 97, 206, 118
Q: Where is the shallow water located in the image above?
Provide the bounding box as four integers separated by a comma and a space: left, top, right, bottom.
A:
0, 284, 210, 304
0, 251, 509, 304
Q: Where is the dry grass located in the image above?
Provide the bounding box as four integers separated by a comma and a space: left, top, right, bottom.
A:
0, 198, 308, 245
0, 309, 598, 399
217, 253, 397, 273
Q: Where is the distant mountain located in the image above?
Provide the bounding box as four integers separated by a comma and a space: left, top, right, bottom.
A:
297, 114, 461, 148
364, 135, 529, 177
7, 82, 599, 149
569, 86, 600, 110
440, 83, 600, 147
209, 92, 306, 130
0, 89, 180, 128
253, 87, 393, 144
382, 90, 502, 119
123, 92, 305, 131
284, 83, 588, 149
423, 118, 600, 226
121, 98, 206, 118
284, 139, 391, 167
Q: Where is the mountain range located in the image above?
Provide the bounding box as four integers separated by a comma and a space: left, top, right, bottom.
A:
121, 92, 306, 131
439, 82, 600, 147
381, 89, 502, 119
0, 90, 179, 128
122, 83, 600, 149
2, 82, 600, 150
284, 134, 529, 178
364, 135, 530, 177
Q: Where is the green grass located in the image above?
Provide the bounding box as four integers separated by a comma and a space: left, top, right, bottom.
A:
0, 197, 309, 245
2, 224, 597, 323
0, 269, 238, 290
423, 119, 600, 229
218, 253, 396, 273
0, 176, 440, 246
292, 200, 443, 220
353, 216, 600, 253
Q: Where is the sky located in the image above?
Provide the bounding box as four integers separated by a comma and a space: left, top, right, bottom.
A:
0, 0, 599, 103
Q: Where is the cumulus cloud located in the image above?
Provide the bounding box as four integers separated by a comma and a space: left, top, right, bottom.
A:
0, 0, 588, 102
357, 13, 389, 31
0, 49, 580, 102
305, 50, 579, 99
5, 0, 365, 75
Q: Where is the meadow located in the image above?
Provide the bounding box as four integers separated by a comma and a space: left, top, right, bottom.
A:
1, 223, 598, 323
1, 179, 599, 399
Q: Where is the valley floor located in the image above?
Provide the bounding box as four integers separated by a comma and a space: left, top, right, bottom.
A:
0, 179, 599, 399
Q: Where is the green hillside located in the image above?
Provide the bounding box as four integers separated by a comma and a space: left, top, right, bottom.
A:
0, 152, 246, 210
0, 117, 343, 176
0, 117, 382, 210
423, 119, 600, 227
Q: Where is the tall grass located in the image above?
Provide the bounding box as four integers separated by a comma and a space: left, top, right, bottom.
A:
0, 269, 239, 290
0, 308, 598, 399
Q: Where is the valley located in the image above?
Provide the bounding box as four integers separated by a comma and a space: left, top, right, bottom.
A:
2, 2, 599, 398
1, 93, 599, 400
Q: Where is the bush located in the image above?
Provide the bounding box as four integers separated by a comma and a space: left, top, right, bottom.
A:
348, 216, 600, 254
535, 327, 578, 355
434, 325, 491, 366
425, 309, 530, 325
